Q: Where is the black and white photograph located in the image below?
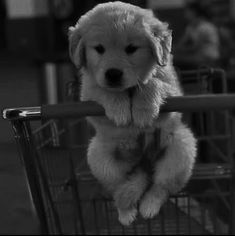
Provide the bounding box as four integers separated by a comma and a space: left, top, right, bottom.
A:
0, 0, 235, 235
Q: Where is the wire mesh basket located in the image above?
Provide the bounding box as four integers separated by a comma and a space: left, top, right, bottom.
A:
3, 68, 235, 235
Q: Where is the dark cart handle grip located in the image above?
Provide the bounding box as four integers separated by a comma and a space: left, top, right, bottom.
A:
3, 94, 235, 121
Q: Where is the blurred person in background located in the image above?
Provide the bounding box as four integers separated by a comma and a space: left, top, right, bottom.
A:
174, 1, 220, 69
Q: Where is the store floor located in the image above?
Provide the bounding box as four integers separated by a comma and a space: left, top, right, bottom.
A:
0, 143, 39, 234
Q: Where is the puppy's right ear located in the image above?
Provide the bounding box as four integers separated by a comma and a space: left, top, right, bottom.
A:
68, 26, 86, 68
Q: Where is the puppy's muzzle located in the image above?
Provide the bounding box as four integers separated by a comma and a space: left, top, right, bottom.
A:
105, 68, 123, 88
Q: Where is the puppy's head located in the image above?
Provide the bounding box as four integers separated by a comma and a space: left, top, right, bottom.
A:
69, 2, 172, 91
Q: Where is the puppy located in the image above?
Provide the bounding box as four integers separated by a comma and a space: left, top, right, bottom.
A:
69, 2, 197, 226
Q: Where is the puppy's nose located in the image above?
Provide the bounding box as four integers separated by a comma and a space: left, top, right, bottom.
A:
105, 68, 123, 87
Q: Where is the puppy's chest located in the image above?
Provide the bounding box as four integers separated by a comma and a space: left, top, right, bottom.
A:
115, 128, 163, 165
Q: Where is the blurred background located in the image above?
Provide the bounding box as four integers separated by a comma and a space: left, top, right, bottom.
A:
0, 0, 235, 234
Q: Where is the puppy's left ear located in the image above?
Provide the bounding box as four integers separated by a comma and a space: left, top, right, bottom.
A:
146, 20, 172, 66
68, 26, 86, 68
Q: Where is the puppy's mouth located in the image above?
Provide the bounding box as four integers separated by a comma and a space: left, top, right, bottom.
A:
102, 77, 140, 93
102, 83, 138, 93
103, 85, 126, 92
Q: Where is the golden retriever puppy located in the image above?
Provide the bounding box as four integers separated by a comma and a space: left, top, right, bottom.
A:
69, 1, 197, 226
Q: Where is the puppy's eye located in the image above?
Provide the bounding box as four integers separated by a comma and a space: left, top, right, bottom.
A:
125, 44, 139, 55
94, 45, 105, 54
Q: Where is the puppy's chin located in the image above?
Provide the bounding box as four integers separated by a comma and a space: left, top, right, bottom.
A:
105, 87, 126, 92
98, 84, 128, 93
96, 79, 131, 92
98, 81, 139, 93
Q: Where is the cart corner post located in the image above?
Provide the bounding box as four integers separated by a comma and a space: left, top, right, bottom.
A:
11, 119, 50, 235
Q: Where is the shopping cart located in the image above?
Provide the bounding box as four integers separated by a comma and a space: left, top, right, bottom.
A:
3, 68, 235, 235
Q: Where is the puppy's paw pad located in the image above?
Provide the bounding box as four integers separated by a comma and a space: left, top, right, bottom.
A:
118, 208, 137, 226
139, 195, 161, 219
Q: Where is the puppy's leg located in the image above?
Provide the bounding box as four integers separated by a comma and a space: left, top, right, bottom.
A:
132, 83, 162, 128
117, 208, 138, 226
140, 118, 197, 219
114, 169, 148, 210
114, 169, 148, 226
87, 137, 128, 193
88, 137, 146, 226
139, 185, 167, 219
132, 78, 182, 128
82, 84, 132, 126
113, 139, 148, 226
102, 92, 132, 127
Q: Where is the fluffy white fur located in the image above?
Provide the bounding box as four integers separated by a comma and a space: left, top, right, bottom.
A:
69, 2, 197, 226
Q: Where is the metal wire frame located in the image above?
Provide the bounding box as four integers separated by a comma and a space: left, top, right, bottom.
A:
4, 97, 235, 234
11, 120, 50, 234
179, 68, 235, 234
28, 116, 234, 234
3, 68, 235, 235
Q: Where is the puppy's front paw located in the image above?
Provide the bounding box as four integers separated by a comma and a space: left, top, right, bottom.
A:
118, 208, 137, 226
114, 183, 141, 210
139, 192, 163, 219
114, 170, 147, 210
132, 106, 159, 128
105, 100, 131, 126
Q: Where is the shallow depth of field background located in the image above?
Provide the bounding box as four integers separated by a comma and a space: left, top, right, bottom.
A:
0, 0, 235, 234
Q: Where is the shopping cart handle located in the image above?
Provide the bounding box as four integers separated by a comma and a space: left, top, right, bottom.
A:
42, 101, 105, 119
3, 94, 235, 121
41, 94, 235, 119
